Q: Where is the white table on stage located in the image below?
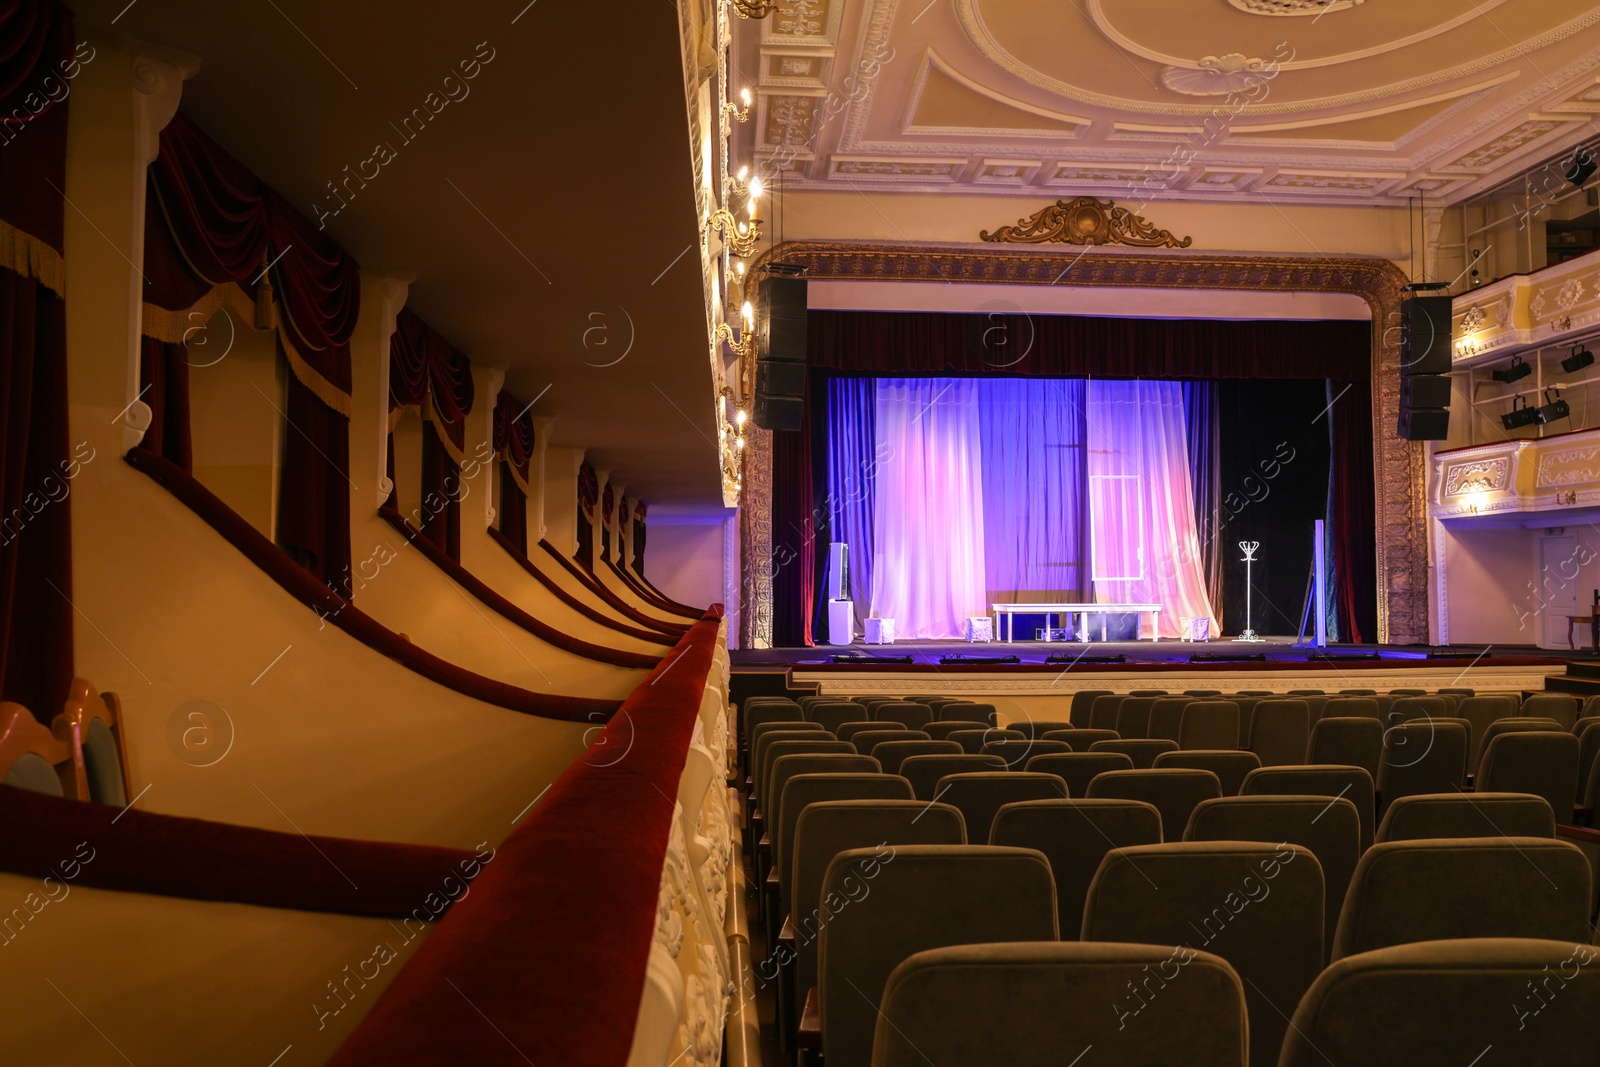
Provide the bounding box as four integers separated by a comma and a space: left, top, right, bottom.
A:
991, 602, 1162, 643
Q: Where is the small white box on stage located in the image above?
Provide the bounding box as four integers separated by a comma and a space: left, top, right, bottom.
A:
1181, 616, 1212, 642
827, 600, 855, 646
864, 618, 895, 645
965, 617, 993, 643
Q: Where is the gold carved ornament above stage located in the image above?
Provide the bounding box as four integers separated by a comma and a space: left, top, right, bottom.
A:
980, 198, 1193, 249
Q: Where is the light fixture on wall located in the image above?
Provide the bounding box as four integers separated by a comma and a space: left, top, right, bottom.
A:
1491, 356, 1531, 383
1560, 345, 1594, 375
1535, 387, 1571, 425
724, 87, 752, 123
728, 0, 777, 18
1502, 395, 1539, 430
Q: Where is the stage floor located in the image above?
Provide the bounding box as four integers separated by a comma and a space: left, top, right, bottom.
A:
730, 637, 1588, 668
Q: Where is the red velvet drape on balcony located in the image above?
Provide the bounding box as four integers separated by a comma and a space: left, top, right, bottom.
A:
138, 111, 360, 591
577, 462, 597, 572
386, 308, 473, 561
493, 390, 535, 557
0, 0, 75, 723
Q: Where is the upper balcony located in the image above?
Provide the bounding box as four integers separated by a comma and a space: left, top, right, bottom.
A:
1432, 424, 1600, 522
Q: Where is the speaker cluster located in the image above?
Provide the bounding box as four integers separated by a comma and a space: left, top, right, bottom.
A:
752, 273, 807, 431
1398, 292, 1452, 441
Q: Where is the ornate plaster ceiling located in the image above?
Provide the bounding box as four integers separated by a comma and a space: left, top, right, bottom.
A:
736, 0, 1600, 204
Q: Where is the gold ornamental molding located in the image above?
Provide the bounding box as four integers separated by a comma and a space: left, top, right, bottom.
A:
742, 242, 1422, 647
980, 197, 1193, 249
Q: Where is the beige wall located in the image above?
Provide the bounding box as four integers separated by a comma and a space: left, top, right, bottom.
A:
544, 446, 580, 554
188, 318, 282, 539
645, 520, 726, 610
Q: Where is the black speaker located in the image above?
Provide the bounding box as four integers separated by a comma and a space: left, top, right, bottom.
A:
1400, 374, 1452, 409
758, 276, 807, 363
756, 359, 807, 400
1402, 295, 1452, 375
1398, 405, 1449, 440
753, 393, 803, 431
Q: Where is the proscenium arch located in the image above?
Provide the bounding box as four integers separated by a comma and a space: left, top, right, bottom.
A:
739, 241, 1421, 647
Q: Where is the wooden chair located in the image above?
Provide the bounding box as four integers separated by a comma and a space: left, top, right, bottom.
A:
52, 677, 133, 805
1, 701, 74, 796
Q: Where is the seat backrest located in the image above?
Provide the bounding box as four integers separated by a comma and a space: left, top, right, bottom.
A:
745, 700, 803, 742
819, 845, 1058, 1067
1179, 701, 1240, 751
1186, 794, 1360, 961
1332, 837, 1593, 960
847, 730, 930, 756
872, 701, 934, 730
899, 754, 1008, 801
1231, 696, 1264, 745
1152, 750, 1260, 796
869, 740, 961, 777
813, 703, 871, 734
760, 740, 856, 810
753, 728, 835, 799
775, 770, 908, 908
1147, 697, 1193, 742
1520, 693, 1580, 731
982, 739, 1072, 767
1008, 720, 1075, 742
921, 720, 990, 741
1338, 688, 1377, 696
872, 942, 1248, 1067
1376, 720, 1467, 817
770, 755, 882, 875
0, 702, 71, 797
1068, 689, 1114, 728
1321, 696, 1379, 720
1388, 695, 1446, 723
1477, 717, 1564, 761
791, 801, 966, 1021
1375, 791, 1556, 844
990, 798, 1161, 938
1577, 720, 1600, 806
1114, 696, 1159, 739
1388, 688, 1425, 697
1476, 731, 1581, 824
1044, 728, 1118, 749
1088, 694, 1125, 732
838, 721, 924, 745
1307, 716, 1383, 778
945, 702, 997, 726
55, 682, 129, 806
1184, 689, 1223, 697
925, 698, 974, 718
1247, 699, 1310, 767
1454, 694, 1517, 765
750, 720, 827, 762
1024, 752, 1135, 797
1281, 937, 1600, 1067
937, 772, 1068, 842
1084, 840, 1323, 1067
1242, 765, 1377, 850
948, 728, 1022, 754
1129, 689, 1168, 697
1086, 769, 1223, 840
1089, 738, 1178, 769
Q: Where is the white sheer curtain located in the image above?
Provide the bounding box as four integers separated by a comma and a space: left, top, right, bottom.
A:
870, 379, 988, 638
1086, 379, 1218, 636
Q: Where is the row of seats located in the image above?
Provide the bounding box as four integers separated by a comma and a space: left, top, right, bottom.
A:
738, 693, 1598, 1066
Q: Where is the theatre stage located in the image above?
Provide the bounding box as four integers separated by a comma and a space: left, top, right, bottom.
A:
729, 638, 1584, 717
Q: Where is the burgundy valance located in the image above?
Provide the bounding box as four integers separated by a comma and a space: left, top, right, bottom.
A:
142, 112, 361, 414
0, 0, 75, 294
493, 389, 535, 490
602, 483, 614, 523
809, 310, 1372, 382
389, 307, 474, 461
578, 462, 598, 519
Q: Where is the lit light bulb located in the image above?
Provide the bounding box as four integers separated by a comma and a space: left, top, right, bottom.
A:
735, 262, 745, 276
738, 165, 749, 182
740, 88, 751, 107
736, 436, 745, 450
749, 176, 763, 202
741, 301, 754, 327
736, 408, 747, 426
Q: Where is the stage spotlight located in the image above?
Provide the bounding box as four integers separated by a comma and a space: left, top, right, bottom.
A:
1536, 388, 1571, 425
1565, 147, 1597, 187
1502, 396, 1539, 430
1491, 356, 1532, 383
1561, 346, 1594, 374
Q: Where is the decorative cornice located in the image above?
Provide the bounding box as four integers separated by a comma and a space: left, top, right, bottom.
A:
979, 197, 1193, 248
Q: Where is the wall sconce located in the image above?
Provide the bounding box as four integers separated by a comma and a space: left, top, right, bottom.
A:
724, 87, 751, 123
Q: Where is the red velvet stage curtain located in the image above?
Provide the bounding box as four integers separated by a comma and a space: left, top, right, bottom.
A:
0, 0, 75, 723
386, 308, 473, 561
577, 462, 597, 571
1332, 383, 1378, 643
600, 483, 613, 562
139, 111, 361, 592
810, 310, 1373, 381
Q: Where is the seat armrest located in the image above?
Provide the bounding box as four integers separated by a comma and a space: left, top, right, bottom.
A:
798, 986, 822, 1051
778, 915, 796, 951
765, 868, 780, 892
